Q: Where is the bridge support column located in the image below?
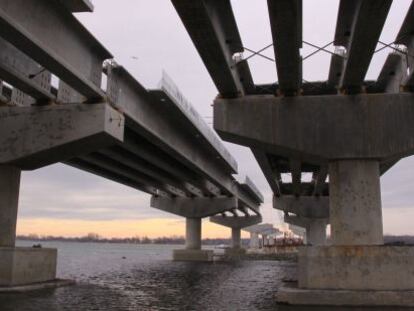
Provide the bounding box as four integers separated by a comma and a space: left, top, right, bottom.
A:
249, 232, 260, 249
0, 166, 57, 288
305, 219, 327, 246
173, 218, 213, 262
210, 214, 262, 259
329, 160, 383, 245
278, 160, 414, 306
231, 228, 241, 249
185, 218, 202, 250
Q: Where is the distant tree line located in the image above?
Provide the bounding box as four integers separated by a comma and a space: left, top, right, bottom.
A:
384, 235, 414, 246
17, 233, 250, 246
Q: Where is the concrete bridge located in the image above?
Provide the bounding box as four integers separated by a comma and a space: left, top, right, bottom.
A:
172, 0, 414, 306
0, 0, 264, 289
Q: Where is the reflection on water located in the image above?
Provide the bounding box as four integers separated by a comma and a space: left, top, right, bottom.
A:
0, 241, 412, 310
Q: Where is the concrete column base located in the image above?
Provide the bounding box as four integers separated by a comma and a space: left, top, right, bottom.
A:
276, 284, 414, 307
0, 247, 57, 287
276, 245, 414, 306
172, 249, 214, 262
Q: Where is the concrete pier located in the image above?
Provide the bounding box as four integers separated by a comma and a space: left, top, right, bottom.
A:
0, 165, 57, 287
330, 160, 383, 245
173, 218, 213, 262
231, 228, 241, 249
0, 166, 21, 247
185, 218, 202, 250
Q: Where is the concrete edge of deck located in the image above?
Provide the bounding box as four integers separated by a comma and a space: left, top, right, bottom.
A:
0, 279, 75, 293
276, 283, 414, 307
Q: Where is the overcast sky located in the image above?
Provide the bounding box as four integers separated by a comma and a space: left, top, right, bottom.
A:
17, 0, 414, 237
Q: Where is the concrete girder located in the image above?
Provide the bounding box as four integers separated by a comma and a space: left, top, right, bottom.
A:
395, 0, 414, 47
214, 93, 414, 162
58, 0, 94, 12
267, 0, 302, 95
151, 73, 237, 174
210, 214, 262, 229
311, 165, 328, 196
274, 195, 329, 219
0, 0, 111, 100
98, 148, 197, 197
243, 223, 274, 234
396, 3, 414, 92
376, 53, 406, 93
107, 65, 235, 197
290, 159, 301, 196
327, 48, 345, 88
150, 196, 238, 218
66, 158, 159, 196
0, 38, 54, 103
0, 103, 124, 170
335, 0, 392, 93
79, 153, 181, 198
252, 149, 281, 197
171, 0, 254, 97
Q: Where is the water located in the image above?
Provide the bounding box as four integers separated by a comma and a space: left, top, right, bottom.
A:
0, 241, 409, 310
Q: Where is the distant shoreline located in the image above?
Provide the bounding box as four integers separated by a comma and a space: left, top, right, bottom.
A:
16, 235, 250, 246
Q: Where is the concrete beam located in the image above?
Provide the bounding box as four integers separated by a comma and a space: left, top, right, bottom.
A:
214, 93, 414, 161
66, 158, 158, 196
395, 2, 414, 92
107, 65, 235, 197
274, 195, 329, 219
152, 72, 237, 173
252, 149, 281, 196
151, 196, 238, 218
0, 103, 124, 170
210, 214, 262, 229
327, 48, 345, 88
0, 0, 111, 100
336, 0, 392, 92
80, 153, 181, 197
376, 53, 406, 93
267, 0, 302, 95
0, 38, 54, 103
58, 0, 94, 12
171, 0, 253, 97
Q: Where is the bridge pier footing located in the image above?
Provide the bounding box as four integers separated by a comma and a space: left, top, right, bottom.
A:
173, 218, 213, 262
0, 166, 57, 287
277, 160, 414, 306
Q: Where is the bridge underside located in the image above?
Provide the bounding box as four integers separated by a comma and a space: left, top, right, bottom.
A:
0, 0, 265, 284
173, 0, 414, 306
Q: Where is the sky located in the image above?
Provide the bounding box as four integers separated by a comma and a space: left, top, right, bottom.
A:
16, 0, 414, 238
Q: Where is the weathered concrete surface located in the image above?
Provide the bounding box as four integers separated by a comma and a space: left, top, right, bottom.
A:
172, 249, 214, 262
274, 195, 329, 219
231, 228, 241, 249
298, 246, 414, 290
214, 93, 414, 161
276, 284, 414, 307
185, 218, 202, 250
329, 160, 383, 245
0, 166, 20, 247
0, 103, 124, 170
0, 247, 57, 286
150, 196, 237, 218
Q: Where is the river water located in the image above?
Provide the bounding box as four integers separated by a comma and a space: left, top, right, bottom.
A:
0, 241, 409, 310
